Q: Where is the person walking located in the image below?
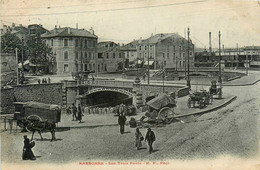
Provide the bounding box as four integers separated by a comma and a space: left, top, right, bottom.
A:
72, 103, 77, 121
145, 128, 156, 154
22, 135, 36, 160
118, 113, 127, 134
135, 128, 143, 150
77, 104, 82, 123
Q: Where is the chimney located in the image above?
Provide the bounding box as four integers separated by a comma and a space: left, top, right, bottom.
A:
90, 27, 94, 35
160, 34, 163, 37
76, 23, 78, 29
68, 27, 71, 34
55, 25, 57, 29
209, 32, 212, 55
19, 24, 22, 27
59, 25, 61, 28
139, 37, 142, 43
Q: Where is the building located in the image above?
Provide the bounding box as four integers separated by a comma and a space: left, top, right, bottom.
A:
214, 46, 260, 68
41, 26, 98, 74
120, 40, 138, 67
97, 41, 125, 72
28, 24, 49, 37
136, 33, 194, 70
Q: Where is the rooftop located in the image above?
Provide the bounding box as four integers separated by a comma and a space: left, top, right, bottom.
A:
41, 27, 97, 38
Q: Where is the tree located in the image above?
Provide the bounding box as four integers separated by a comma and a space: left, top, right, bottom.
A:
1, 31, 25, 60
26, 36, 52, 73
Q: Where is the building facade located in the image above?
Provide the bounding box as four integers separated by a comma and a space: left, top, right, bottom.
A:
97, 41, 125, 72
136, 33, 194, 70
214, 46, 260, 68
120, 40, 138, 67
41, 27, 98, 74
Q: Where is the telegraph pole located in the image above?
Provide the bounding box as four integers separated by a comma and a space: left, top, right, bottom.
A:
15, 48, 19, 85
21, 38, 24, 72
186, 27, 191, 88
147, 40, 150, 84
218, 31, 222, 83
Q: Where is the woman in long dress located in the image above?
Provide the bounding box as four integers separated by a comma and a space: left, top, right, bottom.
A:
135, 128, 143, 150
22, 135, 36, 160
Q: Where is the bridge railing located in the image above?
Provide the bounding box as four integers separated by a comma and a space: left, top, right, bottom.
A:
81, 79, 134, 88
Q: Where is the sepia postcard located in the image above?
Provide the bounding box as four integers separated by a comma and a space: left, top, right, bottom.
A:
1, 0, 260, 169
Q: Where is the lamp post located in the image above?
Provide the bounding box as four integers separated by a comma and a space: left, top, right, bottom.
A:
186, 27, 191, 88
218, 31, 222, 83
15, 48, 19, 85
147, 40, 150, 84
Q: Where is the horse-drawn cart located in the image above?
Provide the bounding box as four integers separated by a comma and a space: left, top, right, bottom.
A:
145, 93, 176, 123
14, 101, 61, 132
187, 90, 210, 109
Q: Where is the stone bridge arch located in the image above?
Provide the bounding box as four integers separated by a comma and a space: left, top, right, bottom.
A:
84, 87, 133, 97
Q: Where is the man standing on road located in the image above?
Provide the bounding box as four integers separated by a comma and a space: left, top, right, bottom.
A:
72, 103, 77, 121
118, 113, 127, 134
145, 128, 156, 154
77, 104, 82, 123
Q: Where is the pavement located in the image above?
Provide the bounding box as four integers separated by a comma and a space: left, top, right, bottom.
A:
58, 94, 236, 129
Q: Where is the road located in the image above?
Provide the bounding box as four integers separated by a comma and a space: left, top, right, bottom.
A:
2, 81, 259, 164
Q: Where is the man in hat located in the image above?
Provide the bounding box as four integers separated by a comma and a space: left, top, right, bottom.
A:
145, 128, 156, 154
118, 113, 127, 134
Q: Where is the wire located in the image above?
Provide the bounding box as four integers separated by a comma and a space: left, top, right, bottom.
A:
2, 0, 148, 10
1, 0, 208, 17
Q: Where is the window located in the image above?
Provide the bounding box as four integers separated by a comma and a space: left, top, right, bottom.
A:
93, 64, 95, 70
113, 53, 115, 58
190, 52, 192, 56
75, 52, 78, 59
89, 52, 92, 59
89, 64, 92, 71
64, 51, 68, 60
51, 39, 53, 46
85, 52, 87, 59
106, 53, 109, 59
139, 53, 142, 57
119, 53, 122, 58
150, 53, 152, 58
167, 53, 169, 59
163, 53, 165, 58
174, 46, 175, 51
145, 46, 147, 50
64, 64, 69, 72
104, 64, 107, 71
164, 61, 166, 66
85, 40, 87, 47
84, 64, 88, 71
64, 39, 68, 47
98, 64, 100, 72
139, 46, 141, 50
75, 39, 79, 47
173, 53, 176, 60
150, 45, 152, 50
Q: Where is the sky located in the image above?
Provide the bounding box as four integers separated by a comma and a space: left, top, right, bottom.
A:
1, 0, 260, 48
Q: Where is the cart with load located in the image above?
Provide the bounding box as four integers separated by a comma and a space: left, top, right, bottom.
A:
145, 93, 176, 123
187, 90, 210, 109
14, 101, 61, 132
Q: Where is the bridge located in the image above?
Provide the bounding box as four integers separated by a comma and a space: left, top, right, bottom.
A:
63, 78, 189, 107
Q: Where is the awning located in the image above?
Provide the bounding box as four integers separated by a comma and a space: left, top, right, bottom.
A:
137, 60, 143, 64
144, 61, 154, 66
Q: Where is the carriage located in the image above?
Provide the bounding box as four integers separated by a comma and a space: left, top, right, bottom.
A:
209, 80, 223, 100
14, 101, 61, 132
187, 90, 210, 109
145, 93, 176, 123
72, 71, 94, 81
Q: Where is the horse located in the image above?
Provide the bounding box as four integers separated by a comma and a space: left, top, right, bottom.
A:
21, 119, 56, 142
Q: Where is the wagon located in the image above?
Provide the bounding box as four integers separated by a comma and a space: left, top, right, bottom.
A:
187, 90, 210, 109
209, 80, 223, 100
145, 93, 176, 123
13, 101, 61, 131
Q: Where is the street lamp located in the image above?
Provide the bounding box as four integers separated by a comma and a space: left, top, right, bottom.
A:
218, 31, 222, 83
186, 27, 191, 88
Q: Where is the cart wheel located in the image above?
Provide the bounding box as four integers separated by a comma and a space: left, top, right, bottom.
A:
25, 115, 43, 132
158, 107, 175, 123
187, 98, 191, 108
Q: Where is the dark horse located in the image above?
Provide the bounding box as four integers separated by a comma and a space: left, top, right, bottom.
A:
21, 119, 56, 142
